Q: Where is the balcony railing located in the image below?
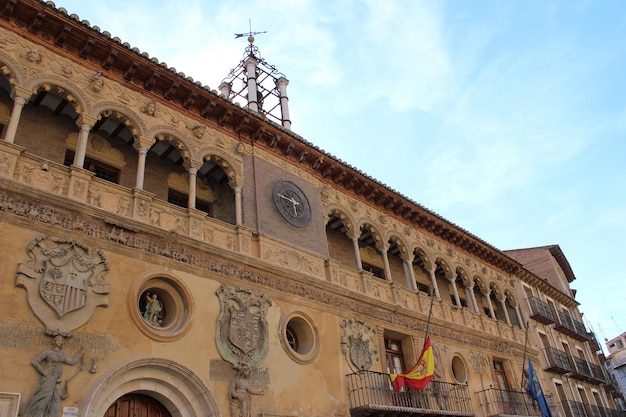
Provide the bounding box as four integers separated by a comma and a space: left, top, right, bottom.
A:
346, 370, 474, 417
526, 297, 555, 324
552, 310, 588, 341
588, 362, 606, 384
477, 388, 541, 417
542, 347, 572, 374
560, 402, 625, 417
570, 356, 593, 381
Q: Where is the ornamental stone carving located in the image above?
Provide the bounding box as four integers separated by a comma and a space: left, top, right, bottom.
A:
16, 235, 110, 335
216, 284, 272, 367
340, 318, 379, 371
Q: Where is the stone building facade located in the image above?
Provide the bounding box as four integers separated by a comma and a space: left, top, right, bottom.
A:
0, 2, 620, 417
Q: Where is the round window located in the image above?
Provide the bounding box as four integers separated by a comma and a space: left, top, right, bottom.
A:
279, 310, 319, 364
130, 273, 194, 341
451, 355, 468, 384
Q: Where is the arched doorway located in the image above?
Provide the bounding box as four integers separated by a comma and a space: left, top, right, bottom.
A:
104, 394, 170, 417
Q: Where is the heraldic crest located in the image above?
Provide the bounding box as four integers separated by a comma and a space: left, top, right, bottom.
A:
16, 235, 110, 334
340, 318, 379, 371
216, 284, 271, 367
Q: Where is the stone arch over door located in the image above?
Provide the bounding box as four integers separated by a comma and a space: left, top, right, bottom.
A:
81, 358, 220, 417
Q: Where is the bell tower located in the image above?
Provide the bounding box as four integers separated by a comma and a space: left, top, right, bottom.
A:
220, 23, 292, 130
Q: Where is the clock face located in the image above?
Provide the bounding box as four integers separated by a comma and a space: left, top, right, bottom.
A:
272, 181, 312, 228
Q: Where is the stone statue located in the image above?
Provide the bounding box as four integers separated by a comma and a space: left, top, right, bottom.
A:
229, 367, 264, 417
19, 335, 83, 417
143, 293, 162, 326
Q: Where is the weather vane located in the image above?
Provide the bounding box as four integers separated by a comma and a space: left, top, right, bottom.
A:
235, 19, 267, 44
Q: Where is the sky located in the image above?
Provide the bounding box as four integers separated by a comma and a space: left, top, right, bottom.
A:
54, 0, 626, 344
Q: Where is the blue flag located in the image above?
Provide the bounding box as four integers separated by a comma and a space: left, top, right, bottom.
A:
527, 359, 553, 417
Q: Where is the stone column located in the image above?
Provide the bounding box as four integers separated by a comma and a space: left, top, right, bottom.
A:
245, 57, 259, 112
133, 136, 155, 189
73, 114, 98, 168
3, 86, 31, 144
499, 297, 512, 325
448, 276, 461, 306
348, 232, 363, 271
428, 269, 440, 299
234, 186, 243, 226
485, 288, 495, 319
468, 283, 479, 313
276, 77, 291, 130
187, 167, 197, 209
379, 243, 392, 282
402, 254, 417, 291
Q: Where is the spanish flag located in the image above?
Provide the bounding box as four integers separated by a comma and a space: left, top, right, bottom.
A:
390, 335, 434, 392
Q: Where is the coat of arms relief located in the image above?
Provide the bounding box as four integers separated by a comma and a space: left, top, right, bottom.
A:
16, 235, 110, 335
216, 284, 271, 417
340, 318, 379, 371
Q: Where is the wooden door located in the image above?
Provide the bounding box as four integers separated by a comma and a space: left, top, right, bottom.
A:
104, 394, 171, 417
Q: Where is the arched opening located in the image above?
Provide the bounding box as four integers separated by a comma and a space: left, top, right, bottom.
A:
358, 223, 384, 279
325, 211, 357, 269
411, 249, 432, 296
197, 155, 235, 224
434, 261, 451, 303
104, 393, 171, 417
386, 236, 405, 286
15, 85, 80, 163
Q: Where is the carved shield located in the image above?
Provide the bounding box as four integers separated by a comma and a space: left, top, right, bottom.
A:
40, 260, 90, 317
350, 336, 373, 370
216, 284, 272, 368
16, 236, 110, 334
228, 305, 261, 354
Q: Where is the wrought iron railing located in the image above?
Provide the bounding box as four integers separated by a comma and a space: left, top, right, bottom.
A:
542, 347, 572, 374
526, 297, 555, 324
477, 387, 541, 417
346, 370, 473, 415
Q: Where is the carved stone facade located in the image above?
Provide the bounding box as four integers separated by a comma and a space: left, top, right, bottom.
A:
0, 4, 616, 417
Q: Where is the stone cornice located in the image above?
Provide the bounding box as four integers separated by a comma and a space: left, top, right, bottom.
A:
0, 0, 521, 275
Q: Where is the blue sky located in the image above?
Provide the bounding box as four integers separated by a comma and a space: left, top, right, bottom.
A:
55, 0, 626, 343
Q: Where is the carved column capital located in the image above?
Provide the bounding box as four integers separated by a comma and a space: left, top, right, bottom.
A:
183, 158, 203, 171
76, 113, 98, 129
11, 85, 33, 101
133, 135, 156, 152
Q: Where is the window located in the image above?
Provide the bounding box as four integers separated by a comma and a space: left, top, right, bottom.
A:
385, 338, 405, 374
362, 262, 385, 279
415, 282, 430, 295
167, 189, 213, 216
64, 150, 119, 183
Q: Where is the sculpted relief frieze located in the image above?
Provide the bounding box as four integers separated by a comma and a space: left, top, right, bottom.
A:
15, 235, 110, 335
2, 190, 523, 356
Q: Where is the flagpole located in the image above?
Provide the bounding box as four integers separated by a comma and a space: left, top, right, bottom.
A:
520, 320, 530, 390
423, 287, 436, 348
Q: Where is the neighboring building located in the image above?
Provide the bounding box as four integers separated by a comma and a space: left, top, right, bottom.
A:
605, 332, 626, 411
0, 3, 621, 417
505, 246, 622, 417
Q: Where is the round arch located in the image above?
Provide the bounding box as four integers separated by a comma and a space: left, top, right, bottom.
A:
92, 102, 148, 140
25, 74, 90, 116
325, 205, 356, 232
148, 125, 193, 159
81, 358, 220, 417
411, 246, 434, 271
0, 52, 28, 87
197, 146, 242, 188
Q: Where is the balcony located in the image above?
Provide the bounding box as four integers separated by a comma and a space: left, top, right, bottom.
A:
526, 297, 555, 324
552, 310, 588, 341
570, 356, 594, 381
477, 388, 542, 417
588, 362, 606, 384
560, 400, 589, 417
346, 371, 474, 417
541, 347, 572, 374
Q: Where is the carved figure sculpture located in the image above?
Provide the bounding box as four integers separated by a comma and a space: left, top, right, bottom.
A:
229, 367, 264, 417
20, 335, 83, 417
143, 293, 162, 326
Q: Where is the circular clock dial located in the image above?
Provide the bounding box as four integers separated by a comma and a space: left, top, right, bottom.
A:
272, 181, 312, 228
